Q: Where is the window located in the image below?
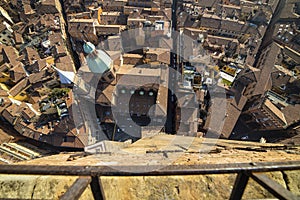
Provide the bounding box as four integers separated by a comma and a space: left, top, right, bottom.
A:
139, 90, 145, 95
63, 136, 75, 142
108, 74, 114, 80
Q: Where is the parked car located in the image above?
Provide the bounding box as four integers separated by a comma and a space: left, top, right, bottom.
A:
61, 108, 68, 114
61, 113, 69, 119
58, 102, 67, 108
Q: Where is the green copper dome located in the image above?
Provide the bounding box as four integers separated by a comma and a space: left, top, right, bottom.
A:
83, 42, 112, 74
83, 42, 95, 54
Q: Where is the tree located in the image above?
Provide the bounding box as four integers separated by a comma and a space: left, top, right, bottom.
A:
48, 88, 70, 100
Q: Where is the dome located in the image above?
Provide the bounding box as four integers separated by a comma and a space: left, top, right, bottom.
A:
83, 42, 112, 74
83, 42, 95, 54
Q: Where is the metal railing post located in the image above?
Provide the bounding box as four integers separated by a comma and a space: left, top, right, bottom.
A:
229, 171, 250, 200
90, 176, 105, 200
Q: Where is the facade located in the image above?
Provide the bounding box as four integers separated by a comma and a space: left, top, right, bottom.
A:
241, 96, 287, 131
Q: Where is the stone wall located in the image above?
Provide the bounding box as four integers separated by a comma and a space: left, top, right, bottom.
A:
0, 171, 299, 199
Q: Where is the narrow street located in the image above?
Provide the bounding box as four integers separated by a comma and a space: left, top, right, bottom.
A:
165, 0, 179, 134
58, 0, 81, 69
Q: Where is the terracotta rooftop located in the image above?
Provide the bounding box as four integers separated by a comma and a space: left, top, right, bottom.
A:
40, 0, 56, 7
282, 104, 300, 126
22, 2, 35, 15
0, 23, 6, 33
28, 68, 53, 84
0, 63, 10, 73
14, 33, 23, 45
117, 67, 161, 86
8, 78, 30, 97
0, 89, 8, 97
55, 56, 75, 72
96, 84, 116, 105
49, 32, 64, 45
21, 105, 37, 121
28, 58, 48, 73
253, 43, 281, 96
263, 98, 287, 126
155, 85, 168, 116
2, 46, 19, 66
23, 47, 40, 65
